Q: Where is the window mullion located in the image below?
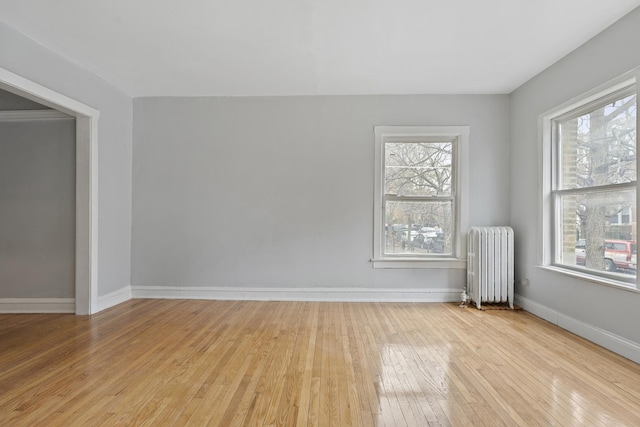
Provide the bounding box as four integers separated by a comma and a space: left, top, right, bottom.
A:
384, 195, 455, 202
552, 181, 637, 197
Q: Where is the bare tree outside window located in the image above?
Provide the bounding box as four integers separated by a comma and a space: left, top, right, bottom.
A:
383, 141, 454, 255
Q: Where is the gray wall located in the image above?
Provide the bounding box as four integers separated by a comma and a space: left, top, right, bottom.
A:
510, 7, 640, 342
0, 118, 75, 298
0, 22, 133, 297
0, 88, 49, 110
132, 94, 510, 290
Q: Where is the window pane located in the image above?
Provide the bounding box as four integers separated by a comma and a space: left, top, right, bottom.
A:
558, 189, 636, 278
559, 93, 636, 190
385, 142, 452, 196
384, 200, 452, 255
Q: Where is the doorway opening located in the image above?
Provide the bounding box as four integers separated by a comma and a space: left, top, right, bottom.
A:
0, 67, 99, 314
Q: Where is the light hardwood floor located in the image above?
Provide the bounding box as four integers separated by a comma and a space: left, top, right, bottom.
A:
1, 300, 640, 426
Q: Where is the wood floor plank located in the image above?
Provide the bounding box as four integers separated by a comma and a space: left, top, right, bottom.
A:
2, 300, 640, 426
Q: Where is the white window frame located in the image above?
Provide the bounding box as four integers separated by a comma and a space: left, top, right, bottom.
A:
540, 69, 639, 290
372, 126, 469, 269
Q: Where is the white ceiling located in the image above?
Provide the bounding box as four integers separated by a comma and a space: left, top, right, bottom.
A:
1, 0, 639, 97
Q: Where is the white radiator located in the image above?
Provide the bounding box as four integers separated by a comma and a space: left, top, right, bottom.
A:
467, 227, 514, 309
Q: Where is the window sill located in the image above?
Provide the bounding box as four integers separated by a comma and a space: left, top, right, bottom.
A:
371, 258, 467, 269
539, 265, 640, 294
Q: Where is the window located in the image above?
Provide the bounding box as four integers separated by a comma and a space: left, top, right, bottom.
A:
373, 126, 468, 268
542, 71, 638, 286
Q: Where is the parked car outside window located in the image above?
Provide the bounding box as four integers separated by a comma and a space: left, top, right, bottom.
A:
575, 239, 637, 273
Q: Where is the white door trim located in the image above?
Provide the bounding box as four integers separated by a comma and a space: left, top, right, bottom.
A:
0, 67, 100, 315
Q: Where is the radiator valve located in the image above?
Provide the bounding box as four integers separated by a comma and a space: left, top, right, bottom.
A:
460, 290, 469, 307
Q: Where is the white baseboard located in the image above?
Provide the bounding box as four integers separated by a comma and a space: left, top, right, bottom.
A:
131, 285, 463, 303
96, 286, 132, 313
515, 294, 640, 364
0, 298, 75, 313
